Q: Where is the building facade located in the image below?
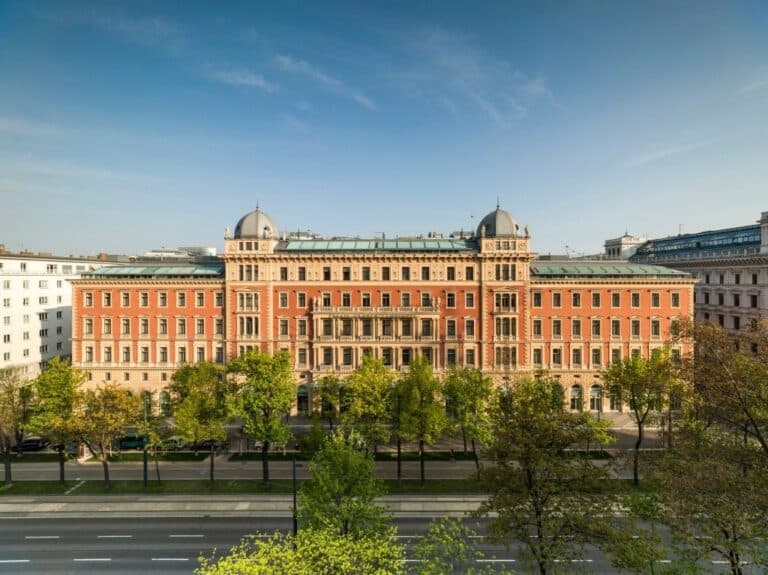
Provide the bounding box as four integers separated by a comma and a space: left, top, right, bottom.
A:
70, 206, 695, 413
630, 210, 768, 332
0, 252, 108, 378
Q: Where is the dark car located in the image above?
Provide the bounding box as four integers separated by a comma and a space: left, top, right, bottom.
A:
191, 439, 227, 452
13, 436, 49, 452
117, 433, 147, 450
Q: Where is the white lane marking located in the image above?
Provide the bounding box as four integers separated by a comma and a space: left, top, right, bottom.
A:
169, 534, 204, 538
25, 535, 59, 540
74, 558, 111, 562
477, 559, 516, 562
0, 560, 30, 564
152, 558, 189, 562
657, 560, 672, 563
64, 480, 85, 495
97, 535, 132, 539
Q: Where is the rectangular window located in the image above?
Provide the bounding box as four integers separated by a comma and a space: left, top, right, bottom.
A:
611, 292, 620, 308
533, 348, 542, 365
572, 348, 582, 366
421, 319, 433, 337
611, 319, 621, 337
421, 292, 431, 307
572, 292, 581, 307
381, 347, 393, 366
177, 318, 186, 335
402, 292, 411, 307
121, 318, 130, 335
631, 319, 640, 337
362, 266, 371, 281
671, 292, 680, 308
140, 292, 149, 307
533, 292, 542, 307
159, 292, 167, 307
734, 294, 740, 307
381, 293, 391, 308
103, 292, 112, 307
591, 292, 601, 307
84, 318, 93, 334
465, 319, 475, 337
402, 267, 410, 281
465, 293, 475, 308
362, 293, 371, 307
446, 348, 457, 366
719, 274, 724, 285
532, 319, 542, 337
401, 318, 412, 337
465, 266, 474, 281
196, 319, 205, 335
196, 292, 205, 307
552, 348, 562, 365
280, 267, 288, 281
323, 267, 331, 281
591, 349, 601, 367
322, 319, 333, 336
340, 319, 352, 336
611, 348, 621, 364
121, 292, 130, 307
572, 319, 581, 337
342, 347, 353, 366
382, 266, 390, 281
651, 319, 660, 337
141, 347, 149, 363
159, 318, 168, 335
322, 347, 333, 366
465, 349, 475, 366
591, 319, 601, 337
280, 319, 289, 336
446, 293, 456, 308
552, 319, 562, 337
215, 318, 223, 335
196, 347, 205, 362
215, 347, 224, 363
651, 292, 660, 307
447, 319, 456, 337
160, 347, 168, 363
215, 292, 223, 307
342, 267, 351, 281
751, 294, 758, 308
103, 318, 112, 335
752, 273, 758, 285
122, 346, 130, 363
735, 273, 741, 285
718, 293, 724, 306
279, 292, 288, 308
342, 293, 351, 307
177, 292, 186, 307
298, 267, 306, 281
85, 347, 93, 362
631, 292, 640, 307
447, 266, 456, 281
421, 266, 430, 281
104, 346, 112, 362
552, 292, 561, 307
298, 293, 307, 307
178, 347, 187, 363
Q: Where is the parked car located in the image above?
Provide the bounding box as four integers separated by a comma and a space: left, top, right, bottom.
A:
116, 428, 147, 450
161, 436, 188, 451
12, 436, 49, 452
190, 439, 227, 452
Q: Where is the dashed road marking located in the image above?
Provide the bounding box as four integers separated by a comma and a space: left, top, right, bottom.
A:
169, 534, 204, 538
25, 535, 59, 540
64, 480, 85, 495
152, 558, 189, 562
0, 560, 30, 564
97, 535, 132, 539
74, 558, 111, 562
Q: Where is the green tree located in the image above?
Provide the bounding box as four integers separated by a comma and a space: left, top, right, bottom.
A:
0, 366, 34, 485
398, 356, 447, 485
170, 362, 229, 482
227, 349, 294, 484
30, 357, 86, 484
73, 382, 141, 487
197, 528, 406, 575
137, 391, 172, 484
314, 374, 343, 431
443, 367, 493, 468
478, 377, 614, 575
341, 355, 395, 453
648, 418, 768, 575
299, 430, 391, 537
603, 347, 677, 486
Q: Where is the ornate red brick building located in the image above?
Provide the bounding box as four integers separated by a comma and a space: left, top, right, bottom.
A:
70, 205, 695, 413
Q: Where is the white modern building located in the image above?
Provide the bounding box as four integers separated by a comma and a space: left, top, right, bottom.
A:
0, 251, 109, 378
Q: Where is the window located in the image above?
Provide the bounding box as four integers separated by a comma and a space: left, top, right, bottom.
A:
280, 267, 288, 281
401, 318, 412, 337
215, 318, 223, 335
572, 292, 581, 307
322, 319, 332, 336
381, 293, 391, 307
84, 318, 93, 335
38, 296, 48, 305
401, 348, 412, 366
402, 292, 411, 307
533, 292, 542, 307
465, 266, 474, 280
552, 348, 562, 365
122, 347, 130, 362
177, 292, 186, 307
298, 267, 306, 281
121, 292, 130, 307
572, 348, 582, 366
495, 293, 516, 312
362, 293, 371, 307
298, 293, 307, 307
196, 292, 205, 307
197, 347, 205, 362
591, 292, 601, 308
280, 319, 289, 337
140, 292, 149, 307
39, 280, 48, 289
650, 320, 660, 338
532, 319, 542, 337
751, 294, 758, 308
465, 319, 475, 338
85, 347, 93, 362
591, 349, 601, 367
446, 348, 457, 366
552, 292, 562, 307
138, 318, 148, 335
342, 267, 351, 281
342, 347, 353, 366
177, 318, 186, 335
572, 319, 582, 337
733, 316, 741, 330
103, 292, 112, 307
446, 293, 456, 308
718, 293, 724, 305
362, 267, 371, 281
465, 293, 475, 308
447, 319, 456, 337
421, 319, 433, 337
631, 319, 640, 338
402, 267, 411, 281
734, 294, 741, 307
215, 292, 223, 307
2, 334, 10, 343
735, 273, 741, 285
121, 318, 130, 335
704, 292, 710, 305
159, 318, 168, 335
381, 347, 393, 366
465, 349, 476, 366
382, 266, 390, 281
141, 347, 149, 363
279, 292, 288, 308
421, 292, 431, 307
447, 266, 456, 281
611, 292, 620, 308
570, 385, 583, 411
591, 319, 601, 337
611, 319, 621, 337
342, 293, 351, 307
495, 264, 515, 281
322, 293, 331, 306
39, 312, 47, 321
421, 266, 430, 281
671, 292, 680, 308
533, 348, 542, 365
752, 273, 758, 285
103, 318, 112, 335
160, 347, 168, 363
552, 319, 562, 337
631, 292, 640, 307
651, 292, 660, 307
322, 348, 333, 366
2, 298, 10, 308
323, 267, 331, 281
159, 292, 167, 307
104, 346, 113, 362
297, 348, 307, 366
196, 319, 205, 335
178, 347, 187, 363
340, 319, 352, 336
611, 348, 621, 365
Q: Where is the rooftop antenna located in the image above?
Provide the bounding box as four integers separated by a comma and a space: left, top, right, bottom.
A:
256, 200, 260, 212
496, 196, 500, 210
678, 224, 683, 235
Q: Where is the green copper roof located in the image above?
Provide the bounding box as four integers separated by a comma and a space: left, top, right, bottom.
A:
531, 262, 690, 278
83, 264, 224, 278
282, 239, 477, 252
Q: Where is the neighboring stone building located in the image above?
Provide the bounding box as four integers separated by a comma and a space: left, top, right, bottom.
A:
0, 251, 108, 378
70, 205, 695, 414
604, 233, 648, 259
630, 210, 768, 332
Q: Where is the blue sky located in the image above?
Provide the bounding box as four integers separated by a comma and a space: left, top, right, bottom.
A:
1, 1, 767, 257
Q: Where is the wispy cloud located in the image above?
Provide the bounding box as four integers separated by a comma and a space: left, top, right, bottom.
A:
276, 55, 376, 110
625, 140, 712, 167
208, 69, 278, 93
89, 13, 186, 51
405, 27, 555, 127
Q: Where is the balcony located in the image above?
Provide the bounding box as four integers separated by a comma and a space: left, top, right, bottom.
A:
311, 305, 439, 315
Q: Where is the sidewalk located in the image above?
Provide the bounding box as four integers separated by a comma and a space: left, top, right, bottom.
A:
0, 494, 487, 518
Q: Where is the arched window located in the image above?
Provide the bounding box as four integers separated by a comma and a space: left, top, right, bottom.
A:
159, 390, 171, 417
570, 385, 583, 411
296, 385, 309, 415
589, 385, 602, 412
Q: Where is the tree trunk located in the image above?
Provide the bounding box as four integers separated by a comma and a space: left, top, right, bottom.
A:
261, 442, 270, 484
57, 445, 66, 485
471, 438, 480, 472
101, 458, 110, 488
633, 423, 643, 486
396, 435, 402, 485
143, 449, 148, 488
209, 444, 215, 482
419, 439, 425, 486
3, 445, 11, 486
14, 430, 24, 458
462, 427, 467, 453
155, 456, 161, 482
